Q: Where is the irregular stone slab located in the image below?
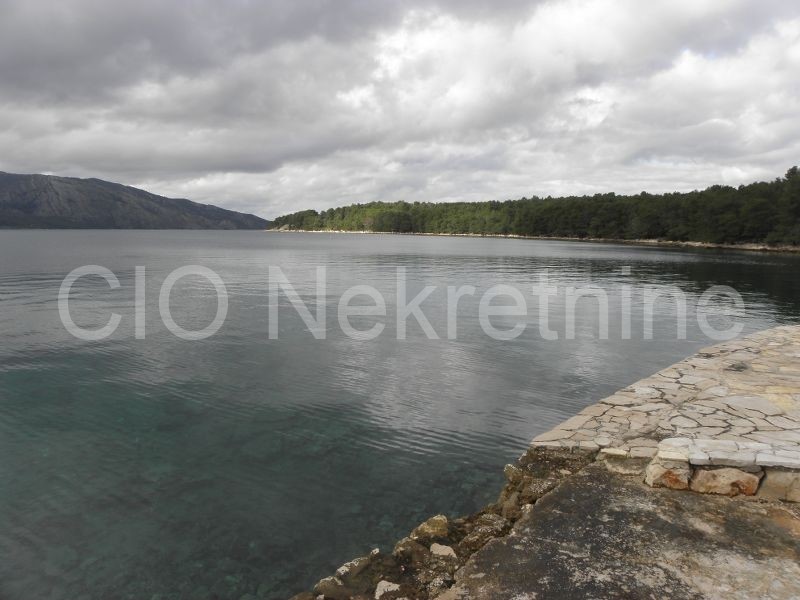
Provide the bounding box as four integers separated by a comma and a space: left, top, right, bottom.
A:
697, 416, 728, 427
749, 430, 800, 445
670, 416, 698, 428
557, 414, 594, 430
579, 404, 609, 417
637, 402, 669, 412
689, 468, 762, 496
719, 395, 784, 416
694, 426, 727, 437
693, 439, 738, 452
629, 446, 657, 459
767, 415, 800, 429
634, 386, 660, 397
602, 394, 641, 406
627, 437, 658, 447
659, 437, 691, 449
594, 435, 612, 447
531, 429, 573, 443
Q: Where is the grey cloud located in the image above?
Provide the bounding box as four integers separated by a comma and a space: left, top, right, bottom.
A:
0, 0, 798, 218
0, 0, 538, 102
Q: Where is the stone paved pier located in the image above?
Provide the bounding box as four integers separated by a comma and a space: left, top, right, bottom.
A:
295, 326, 800, 600
531, 325, 800, 500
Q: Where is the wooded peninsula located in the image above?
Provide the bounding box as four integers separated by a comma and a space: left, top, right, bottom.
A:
272, 168, 800, 246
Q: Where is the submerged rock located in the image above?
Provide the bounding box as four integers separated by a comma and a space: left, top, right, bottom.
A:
312, 575, 354, 600
410, 515, 449, 543
335, 551, 377, 580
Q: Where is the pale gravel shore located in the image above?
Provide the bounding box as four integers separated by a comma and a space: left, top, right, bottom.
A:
265, 228, 800, 254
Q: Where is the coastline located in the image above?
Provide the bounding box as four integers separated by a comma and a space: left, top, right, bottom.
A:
265, 228, 800, 254
293, 325, 800, 600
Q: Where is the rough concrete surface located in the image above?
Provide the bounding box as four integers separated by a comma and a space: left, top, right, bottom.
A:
446, 463, 800, 600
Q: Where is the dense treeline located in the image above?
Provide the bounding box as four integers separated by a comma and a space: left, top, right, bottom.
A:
272, 168, 800, 245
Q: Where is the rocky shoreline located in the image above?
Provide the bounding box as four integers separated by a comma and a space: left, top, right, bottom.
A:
291, 326, 800, 600
288, 446, 592, 600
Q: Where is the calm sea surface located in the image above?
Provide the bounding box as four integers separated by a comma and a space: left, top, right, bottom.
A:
1, 231, 799, 599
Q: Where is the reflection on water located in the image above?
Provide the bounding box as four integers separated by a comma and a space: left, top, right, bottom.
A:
0, 231, 799, 599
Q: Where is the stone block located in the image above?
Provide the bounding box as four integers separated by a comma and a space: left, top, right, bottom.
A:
656, 448, 689, 462
658, 437, 691, 449
645, 458, 691, 490
601, 455, 650, 476
687, 449, 711, 465
689, 467, 762, 496
705, 450, 756, 468
599, 447, 628, 458
757, 469, 800, 502
756, 452, 800, 469
629, 446, 657, 459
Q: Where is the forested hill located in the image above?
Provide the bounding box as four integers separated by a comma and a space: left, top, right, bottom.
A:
273, 168, 800, 246
0, 172, 269, 229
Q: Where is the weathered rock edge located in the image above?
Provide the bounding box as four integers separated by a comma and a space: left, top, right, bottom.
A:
289, 446, 597, 600
294, 443, 800, 600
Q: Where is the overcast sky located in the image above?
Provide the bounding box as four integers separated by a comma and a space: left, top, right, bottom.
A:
1, 0, 798, 218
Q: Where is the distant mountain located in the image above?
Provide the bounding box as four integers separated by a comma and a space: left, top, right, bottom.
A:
0, 172, 269, 229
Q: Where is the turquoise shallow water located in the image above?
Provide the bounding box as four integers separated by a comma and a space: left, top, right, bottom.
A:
1, 231, 799, 599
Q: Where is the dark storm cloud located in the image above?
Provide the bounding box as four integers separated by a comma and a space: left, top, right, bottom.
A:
0, 0, 540, 102
0, 0, 798, 217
